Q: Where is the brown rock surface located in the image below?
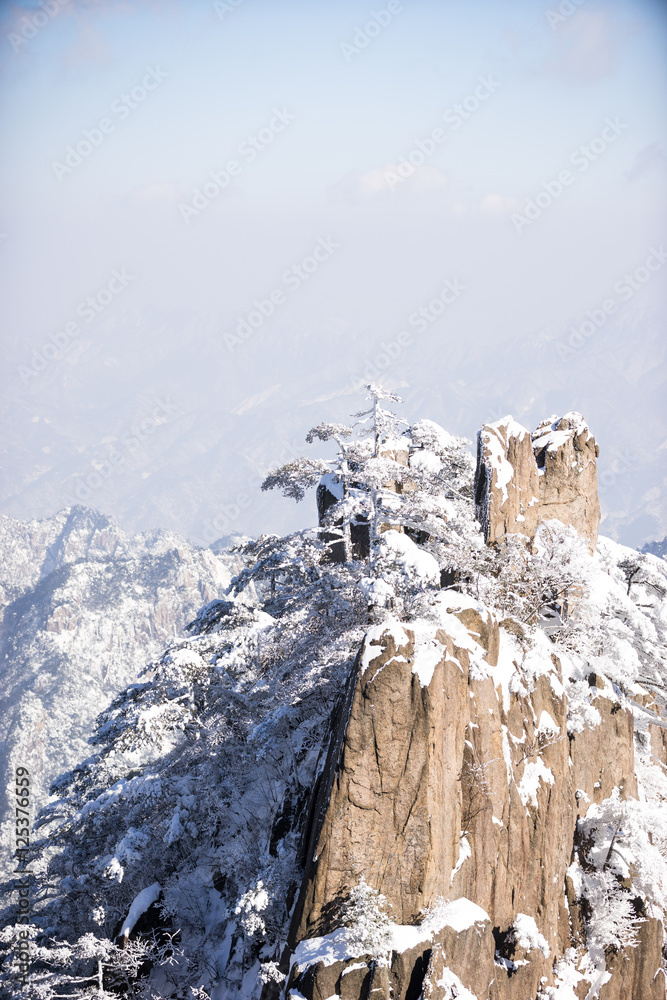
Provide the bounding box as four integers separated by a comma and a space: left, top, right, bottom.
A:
286, 602, 664, 1000
475, 412, 601, 552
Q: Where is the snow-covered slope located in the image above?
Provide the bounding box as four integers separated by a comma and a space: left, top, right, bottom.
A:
0, 506, 237, 878
11, 524, 666, 999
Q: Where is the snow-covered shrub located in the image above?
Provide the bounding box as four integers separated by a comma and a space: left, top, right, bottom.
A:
258, 960, 285, 985
578, 789, 667, 917
340, 878, 392, 966
234, 882, 270, 938
582, 866, 640, 956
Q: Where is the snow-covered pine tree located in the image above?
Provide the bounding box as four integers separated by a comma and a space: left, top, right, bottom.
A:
340, 878, 392, 966
260, 383, 480, 612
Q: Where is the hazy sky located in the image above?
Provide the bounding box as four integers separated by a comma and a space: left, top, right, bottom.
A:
1, 0, 666, 549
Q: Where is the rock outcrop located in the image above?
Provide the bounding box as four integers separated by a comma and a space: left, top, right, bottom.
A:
285, 596, 665, 1000
475, 412, 600, 552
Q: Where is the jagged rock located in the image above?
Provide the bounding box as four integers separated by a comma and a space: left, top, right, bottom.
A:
286, 596, 664, 1000
569, 689, 637, 807
475, 412, 601, 552
474, 417, 541, 545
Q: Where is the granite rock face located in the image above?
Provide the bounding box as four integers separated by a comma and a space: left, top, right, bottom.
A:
284, 598, 665, 1000
475, 412, 601, 552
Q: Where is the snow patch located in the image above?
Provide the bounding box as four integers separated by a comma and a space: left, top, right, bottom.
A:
120, 882, 161, 939
536, 711, 560, 737
501, 726, 513, 785
360, 619, 410, 677
518, 758, 554, 808
481, 417, 528, 503
513, 912, 550, 957
319, 473, 344, 500
410, 624, 445, 686
436, 967, 478, 1000
292, 898, 490, 970
451, 836, 471, 883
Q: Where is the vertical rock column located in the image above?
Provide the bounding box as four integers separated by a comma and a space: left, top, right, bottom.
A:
474, 411, 600, 552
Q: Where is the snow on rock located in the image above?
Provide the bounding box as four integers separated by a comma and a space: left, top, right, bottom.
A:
536, 710, 561, 737
429, 594, 485, 654
501, 726, 514, 786
435, 590, 489, 616
319, 473, 344, 501
408, 623, 446, 686
435, 967, 478, 1000
359, 619, 411, 677
491, 630, 522, 713
120, 882, 162, 939
518, 758, 555, 808
475, 411, 600, 550
479, 417, 528, 503
292, 899, 490, 970
378, 530, 440, 586
531, 412, 590, 455
393, 897, 490, 947
512, 912, 550, 958
292, 928, 351, 970
451, 836, 471, 883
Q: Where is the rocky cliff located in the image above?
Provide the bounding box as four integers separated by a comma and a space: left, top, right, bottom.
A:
475, 413, 601, 552
280, 415, 666, 1000
285, 586, 667, 1000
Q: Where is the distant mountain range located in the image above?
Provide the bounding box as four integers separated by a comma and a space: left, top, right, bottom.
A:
0, 506, 237, 876
642, 536, 667, 559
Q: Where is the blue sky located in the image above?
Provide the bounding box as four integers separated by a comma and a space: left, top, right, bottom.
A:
0, 0, 666, 547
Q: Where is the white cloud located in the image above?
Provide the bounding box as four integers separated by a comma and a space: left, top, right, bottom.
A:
479, 194, 520, 214
329, 164, 447, 202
